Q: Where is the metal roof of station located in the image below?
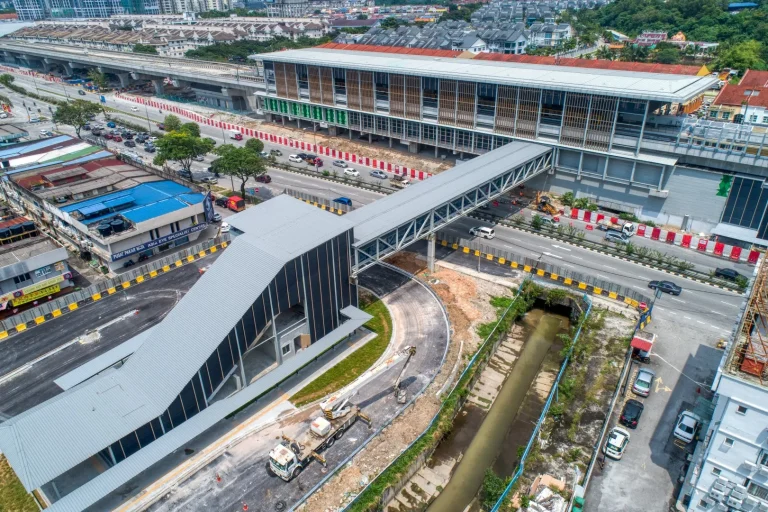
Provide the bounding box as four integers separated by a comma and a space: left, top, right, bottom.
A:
0, 195, 354, 495
258, 48, 717, 102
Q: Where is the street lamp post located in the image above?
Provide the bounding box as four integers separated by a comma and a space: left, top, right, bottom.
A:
143, 102, 152, 133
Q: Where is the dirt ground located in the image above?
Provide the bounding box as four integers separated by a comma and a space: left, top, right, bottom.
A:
301, 252, 513, 512
521, 308, 637, 494
165, 101, 452, 174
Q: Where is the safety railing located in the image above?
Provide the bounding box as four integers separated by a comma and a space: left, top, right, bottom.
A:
490, 294, 593, 511
0, 234, 228, 333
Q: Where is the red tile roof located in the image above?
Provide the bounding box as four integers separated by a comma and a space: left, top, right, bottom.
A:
313, 44, 705, 75
713, 84, 768, 107
0, 13, 18, 19
740, 70, 768, 88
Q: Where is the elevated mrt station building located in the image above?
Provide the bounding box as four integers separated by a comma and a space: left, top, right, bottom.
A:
252, 45, 768, 247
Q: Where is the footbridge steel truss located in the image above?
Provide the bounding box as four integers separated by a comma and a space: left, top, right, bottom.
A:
347, 142, 552, 274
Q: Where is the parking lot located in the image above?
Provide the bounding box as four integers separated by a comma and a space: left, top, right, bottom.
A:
585, 292, 734, 511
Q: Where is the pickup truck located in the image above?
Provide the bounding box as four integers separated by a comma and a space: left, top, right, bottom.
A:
391, 175, 410, 189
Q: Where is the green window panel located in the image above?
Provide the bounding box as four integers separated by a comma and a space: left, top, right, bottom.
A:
290, 102, 300, 116
300, 104, 311, 118
278, 100, 288, 113
337, 111, 347, 126
324, 108, 335, 123
312, 106, 323, 121
268, 98, 278, 111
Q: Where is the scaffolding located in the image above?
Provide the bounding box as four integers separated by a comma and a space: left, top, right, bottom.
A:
726, 257, 768, 384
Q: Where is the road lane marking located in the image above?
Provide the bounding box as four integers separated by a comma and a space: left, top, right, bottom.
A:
720, 301, 738, 307
669, 297, 686, 303
696, 320, 705, 324
709, 311, 727, 317
542, 252, 563, 260
551, 244, 571, 252
684, 316, 692, 320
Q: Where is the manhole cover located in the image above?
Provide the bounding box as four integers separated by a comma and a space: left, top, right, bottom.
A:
275, 501, 286, 511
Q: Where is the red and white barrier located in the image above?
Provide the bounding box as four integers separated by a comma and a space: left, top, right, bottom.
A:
114, 93, 433, 182
572, 206, 760, 265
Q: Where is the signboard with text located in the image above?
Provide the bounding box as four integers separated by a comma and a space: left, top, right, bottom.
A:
110, 223, 207, 261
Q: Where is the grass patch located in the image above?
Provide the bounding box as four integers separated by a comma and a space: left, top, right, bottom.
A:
289, 297, 393, 407
0, 455, 37, 512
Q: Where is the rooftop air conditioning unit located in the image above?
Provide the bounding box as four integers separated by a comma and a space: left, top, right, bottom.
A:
713, 481, 727, 493
758, 465, 768, 476
727, 497, 743, 509
701, 497, 716, 509
745, 496, 760, 510
758, 502, 768, 512
736, 485, 749, 495
731, 490, 746, 501
717, 502, 730, 511
744, 461, 758, 472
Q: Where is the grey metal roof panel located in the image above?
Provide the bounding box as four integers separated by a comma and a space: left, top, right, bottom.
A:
44, 306, 372, 512
258, 48, 718, 102
0, 196, 352, 492
345, 141, 551, 245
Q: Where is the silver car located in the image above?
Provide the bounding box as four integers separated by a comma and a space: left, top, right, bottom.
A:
632, 368, 655, 397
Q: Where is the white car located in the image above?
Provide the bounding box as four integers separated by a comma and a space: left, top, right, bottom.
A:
469, 226, 495, 239
220, 222, 230, 234
130, 106, 139, 112
603, 426, 630, 460
148, 136, 158, 142
344, 167, 359, 177
288, 154, 303, 163
673, 411, 702, 444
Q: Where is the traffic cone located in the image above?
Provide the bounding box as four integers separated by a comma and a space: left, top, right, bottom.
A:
243, 504, 248, 511
215, 473, 221, 483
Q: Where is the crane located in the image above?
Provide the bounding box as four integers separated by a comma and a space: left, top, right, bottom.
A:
319, 345, 417, 420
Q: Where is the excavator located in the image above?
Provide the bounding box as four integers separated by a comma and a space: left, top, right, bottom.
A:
536, 191, 559, 217
268, 345, 417, 481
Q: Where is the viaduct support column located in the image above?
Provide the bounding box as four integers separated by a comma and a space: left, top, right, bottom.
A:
427, 233, 436, 273
116, 72, 132, 88
151, 78, 164, 95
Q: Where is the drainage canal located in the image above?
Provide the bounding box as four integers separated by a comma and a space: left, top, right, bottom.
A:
427, 306, 570, 512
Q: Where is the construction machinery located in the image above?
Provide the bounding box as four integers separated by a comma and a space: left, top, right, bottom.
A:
268, 345, 417, 481
536, 192, 559, 217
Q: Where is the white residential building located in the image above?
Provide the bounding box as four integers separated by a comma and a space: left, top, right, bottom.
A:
679, 261, 768, 512
527, 22, 572, 48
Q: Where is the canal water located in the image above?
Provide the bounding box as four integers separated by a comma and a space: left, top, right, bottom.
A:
427, 308, 569, 512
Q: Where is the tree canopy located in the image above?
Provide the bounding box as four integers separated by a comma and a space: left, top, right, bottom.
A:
379, 16, 411, 29
0, 74, 14, 87
133, 43, 158, 55
185, 35, 332, 62
213, 143, 266, 197
153, 132, 215, 171
52, 100, 102, 138
180, 122, 200, 138
162, 114, 182, 132
563, 0, 768, 70
87, 69, 108, 90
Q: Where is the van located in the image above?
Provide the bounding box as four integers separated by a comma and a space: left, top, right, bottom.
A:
469, 226, 495, 239
229, 130, 243, 141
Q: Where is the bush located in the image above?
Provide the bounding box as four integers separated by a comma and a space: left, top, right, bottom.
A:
735, 275, 749, 289
560, 191, 575, 207
545, 288, 568, 306
531, 214, 544, 230
482, 469, 510, 511
619, 212, 640, 222
573, 197, 591, 209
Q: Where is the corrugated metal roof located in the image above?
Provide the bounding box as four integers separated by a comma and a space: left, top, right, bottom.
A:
259, 48, 717, 102
346, 141, 551, 244
0, 195, 353, 493
45, 304, 371, 512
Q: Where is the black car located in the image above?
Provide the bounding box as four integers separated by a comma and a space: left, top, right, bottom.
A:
178, 168, 192, 179
77, 89, 86, 96
83, 124, 91, 131
215, 197, 228, 207
715, 268, 742, 281
648, 280, 682, 295
255, 174, 272, 183
91, 128, 101, 136
619, 399, 644, 429
124, 140, 136, 148
270, 149, 282, 157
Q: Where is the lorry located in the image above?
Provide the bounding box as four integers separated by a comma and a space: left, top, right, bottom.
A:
268, 346, 417, 481
391, 174, 410, 189
597, 219, 636, 237
630, 330, 657, 363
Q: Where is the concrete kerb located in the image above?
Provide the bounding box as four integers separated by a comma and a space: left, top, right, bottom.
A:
0, 238, 229, 341
482, 216, 744, 294
436, 235, 651, 308
294, 261, 452, 511
267, 163, 396, 196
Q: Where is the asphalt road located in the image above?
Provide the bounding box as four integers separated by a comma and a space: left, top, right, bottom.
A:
440, 216, 745, 321
137, 264, 450, 512
0, 254, 217, 418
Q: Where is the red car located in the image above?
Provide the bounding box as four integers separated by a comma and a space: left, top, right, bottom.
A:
255, 174, 272, 183
113, 135, 123, 142
104, 133, 114, 140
